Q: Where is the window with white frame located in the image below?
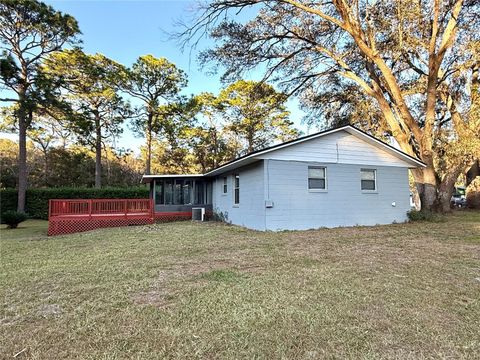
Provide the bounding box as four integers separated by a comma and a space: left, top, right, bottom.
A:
308, 166, 327, 190
361, 169, 377, 191
234, 174, 240, 205
223, 176, 228, 194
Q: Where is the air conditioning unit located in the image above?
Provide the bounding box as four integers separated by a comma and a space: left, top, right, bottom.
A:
192, 207, 205, 221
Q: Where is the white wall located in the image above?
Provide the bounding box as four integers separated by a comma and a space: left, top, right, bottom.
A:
210, 130, 415, 231
256, 131, 412, 168
212, 161, 266, 230
264, 160, 410, 230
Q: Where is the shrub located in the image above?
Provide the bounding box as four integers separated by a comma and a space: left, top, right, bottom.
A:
212, 208, 229, 223
407, 209, 444, 222
0, 188, 17, 215
0, 187, 149, 220
1, 211, 27, 229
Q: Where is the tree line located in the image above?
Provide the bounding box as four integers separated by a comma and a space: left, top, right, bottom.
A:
2, 0, 479, 213
0, 0, 299, 212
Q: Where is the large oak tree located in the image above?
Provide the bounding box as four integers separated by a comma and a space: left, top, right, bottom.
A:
183, 0, 480, 211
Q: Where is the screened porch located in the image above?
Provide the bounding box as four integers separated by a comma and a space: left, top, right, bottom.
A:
152, 177, 213, 213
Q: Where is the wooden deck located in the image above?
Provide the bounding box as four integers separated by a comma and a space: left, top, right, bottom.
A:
48, 199, 155, 236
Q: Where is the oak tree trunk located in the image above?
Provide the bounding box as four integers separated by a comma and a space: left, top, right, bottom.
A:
466, 161, 479, 187
466, 161, 480, 209
437, 162, 470, 212
413, 163, 466, 213
412, 163, 437, 211
437, 174, 458, 213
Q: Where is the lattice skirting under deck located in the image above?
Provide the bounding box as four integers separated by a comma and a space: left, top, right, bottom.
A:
48, 211, 214, 236
48, 217, 154, 236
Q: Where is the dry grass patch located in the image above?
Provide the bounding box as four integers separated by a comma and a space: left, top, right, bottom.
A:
1, 212, 479, 359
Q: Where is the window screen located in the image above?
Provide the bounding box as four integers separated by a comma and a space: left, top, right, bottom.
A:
361, 169, 377, 191
223, 177, 228, 194
234, 174, 240, 204
308, 166, 326, 190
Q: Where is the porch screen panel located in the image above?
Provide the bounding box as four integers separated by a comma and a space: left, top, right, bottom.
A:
195, 181, 204, 204
174, 180, 184, 205
164, 180, 174, 205
206, 182, 212, 204
155, 180, 164, 205
183, 180, 192, 205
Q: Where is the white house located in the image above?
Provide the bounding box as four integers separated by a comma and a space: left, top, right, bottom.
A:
141, 125, 425, 230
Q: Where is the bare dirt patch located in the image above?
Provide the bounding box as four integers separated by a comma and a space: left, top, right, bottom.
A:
132, 255, 268, 308
36, 304, 62, 318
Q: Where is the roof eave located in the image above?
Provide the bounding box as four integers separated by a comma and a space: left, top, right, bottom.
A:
141, 174, 205, 184
344, 127, 426, 168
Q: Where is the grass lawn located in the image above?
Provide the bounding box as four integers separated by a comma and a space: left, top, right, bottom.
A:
1, 212, 479, 359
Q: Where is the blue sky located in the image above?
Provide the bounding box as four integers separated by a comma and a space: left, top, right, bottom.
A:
47, 0, 224, 150
3, 0, 307, 150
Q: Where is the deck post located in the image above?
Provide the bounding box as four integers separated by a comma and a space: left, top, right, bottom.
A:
124, 199, 128, 219
88, 199, 92, 219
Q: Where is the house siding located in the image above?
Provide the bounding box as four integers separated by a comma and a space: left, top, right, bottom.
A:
147, 128, 418, 231
256, 131, 412, 168
264, 160, 410, 230
212, 161, 266, 230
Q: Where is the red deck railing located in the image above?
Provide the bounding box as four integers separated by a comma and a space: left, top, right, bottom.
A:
49, 199, 154, 218
48, 199, 154, 236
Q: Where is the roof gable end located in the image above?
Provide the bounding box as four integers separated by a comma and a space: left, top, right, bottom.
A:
205, 125, 425, 176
